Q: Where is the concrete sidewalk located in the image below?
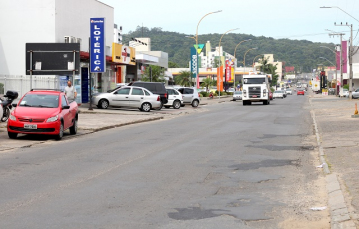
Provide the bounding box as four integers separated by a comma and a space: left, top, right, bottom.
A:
310, 93, 359, 228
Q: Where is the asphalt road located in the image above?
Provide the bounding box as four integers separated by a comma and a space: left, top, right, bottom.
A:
0, 94, 330, 229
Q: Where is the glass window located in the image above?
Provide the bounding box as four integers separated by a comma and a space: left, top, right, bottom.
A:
115, 88, 131, 95
177, 88, 184, 94
167, 89, 174, 95
131, 88, 144, 95
184, 88, 194, 94
173, 90, 179, 95
144, 90, 151, 96
62, 95, 68, 107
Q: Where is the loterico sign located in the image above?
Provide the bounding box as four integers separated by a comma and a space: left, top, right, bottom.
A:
90, 18, 106, 73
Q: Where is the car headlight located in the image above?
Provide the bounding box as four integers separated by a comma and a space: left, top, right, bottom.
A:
9, 114, 16, 121
46, 115, 58, 123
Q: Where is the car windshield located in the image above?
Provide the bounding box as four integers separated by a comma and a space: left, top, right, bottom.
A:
274, 91, 282, 93
243, 78, 265, 84
19, 94, 59, 108
234, 91, 242, 94
108, 86, 122, 93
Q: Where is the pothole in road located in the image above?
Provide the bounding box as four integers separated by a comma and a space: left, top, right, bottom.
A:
168, 207, 228, 220
229, 159, 299, 171
245, 145, 314, 151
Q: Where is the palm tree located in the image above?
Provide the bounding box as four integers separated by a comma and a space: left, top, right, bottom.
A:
202, 77, 213, 92
175, 70, 192, 87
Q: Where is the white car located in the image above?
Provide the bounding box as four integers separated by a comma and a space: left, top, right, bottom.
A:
164, 88, 183, 109
233, 91, 242, 101
340, 89, 349, 98
273, 90, 284, 99
285, 89, 293, 95
91, 86, 162, 112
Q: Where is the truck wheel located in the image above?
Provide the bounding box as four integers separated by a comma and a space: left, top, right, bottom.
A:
243, 101, 246, 106
69, 119, 77, 135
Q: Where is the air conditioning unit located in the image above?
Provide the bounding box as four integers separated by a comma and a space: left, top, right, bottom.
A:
70, 36, 76, 43
76, 38, 82, 44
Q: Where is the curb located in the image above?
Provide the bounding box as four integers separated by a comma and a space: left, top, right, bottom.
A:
309, 98, 356, 229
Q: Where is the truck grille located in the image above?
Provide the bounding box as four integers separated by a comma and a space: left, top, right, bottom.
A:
249, 87, 261, 98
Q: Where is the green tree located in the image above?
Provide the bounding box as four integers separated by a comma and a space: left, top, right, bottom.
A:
175, 70, 192, 86
142, 65, 165, 82
202, 77, 214, 91
259, 57, 279, 87
168, 61, 179, 68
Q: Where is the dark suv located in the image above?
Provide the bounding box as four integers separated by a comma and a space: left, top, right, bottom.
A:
128, 82, 168, 105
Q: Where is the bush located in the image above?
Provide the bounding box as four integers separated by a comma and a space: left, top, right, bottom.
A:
344, 84, 349, 90
200, 91, 209, 97
213, 92, 218, 96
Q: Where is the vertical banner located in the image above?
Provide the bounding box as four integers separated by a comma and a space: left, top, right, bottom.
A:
190, 46, 197, 78
217, 66, 223, 91
225, 60, 231, 81
336, 51, 340, 71
90, 18, 106, 73
231, 66, 235, 81
342, 40, 347, 74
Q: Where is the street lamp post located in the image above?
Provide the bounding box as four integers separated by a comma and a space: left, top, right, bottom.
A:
217, 28, 239, 98
194, 10, 222, 89
233, 39, 251, 89
242, 48, 257, 75
252, 54, 263, 71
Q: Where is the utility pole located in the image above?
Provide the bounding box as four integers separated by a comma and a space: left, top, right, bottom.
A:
335, 22, 353, 99
328, 33, 345, 96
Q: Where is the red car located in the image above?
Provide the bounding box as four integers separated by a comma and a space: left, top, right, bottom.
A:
297, 89, 305, 95
7, 89, 78, 140
269, 91, 273, 100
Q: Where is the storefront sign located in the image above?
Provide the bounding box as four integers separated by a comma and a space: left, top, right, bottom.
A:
190, 46, 197, 78
90, 18, 106, 73
225, 60, 231, 81
112, 43, 136, 65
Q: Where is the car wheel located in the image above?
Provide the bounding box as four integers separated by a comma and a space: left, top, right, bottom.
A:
173, 100, 181, 109
8, 132, 17, 139
192, 99, 199, 107
141, 102, 151, 112
56, 123, 64, 140
69, 119, 77, 135
99, 99, 109, 109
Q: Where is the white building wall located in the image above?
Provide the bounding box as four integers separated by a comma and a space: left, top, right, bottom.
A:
0, 0, 56, 76
55, 0, 114, 55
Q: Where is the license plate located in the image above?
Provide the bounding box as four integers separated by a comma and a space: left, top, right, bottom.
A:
252, 95, 257, 98
24, 124, 37, 129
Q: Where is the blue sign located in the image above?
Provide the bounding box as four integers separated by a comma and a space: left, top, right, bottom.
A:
90, 18, 106, 73
190, 47, 197, 78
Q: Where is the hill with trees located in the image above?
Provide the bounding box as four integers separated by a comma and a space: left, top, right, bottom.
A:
125, 26, 336, 73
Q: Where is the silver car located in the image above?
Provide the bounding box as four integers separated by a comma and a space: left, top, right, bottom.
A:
352, 88, 359, 99
233, 91, 242, 101
176, 87, 201, 107
164, 88, 183, 109
91, 86, 162, 112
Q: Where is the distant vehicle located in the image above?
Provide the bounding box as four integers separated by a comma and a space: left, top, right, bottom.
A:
227, 88, 235, 93
352, 88, 359, 99
176, 87, 201, 107
269, 91, 273, 100
7, 89, 78, 140
242, 74, 271, 105
340, 89, 349, 98
285, 89, 293, 95
312, 80, 320, 93
92, 86, 162, 112
233, 91, 242, 101
297, 89, 305, 95
296, 82, 302, 88
164, 88, 183, 109
273, 90, 284, 99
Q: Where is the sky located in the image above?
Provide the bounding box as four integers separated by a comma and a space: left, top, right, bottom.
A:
100, 0, 359, 45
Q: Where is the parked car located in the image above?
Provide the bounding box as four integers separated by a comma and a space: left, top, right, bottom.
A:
233, 91, 242, 101
127, 82, 168, 106
164, 88, 183, 109
352, 88, 359, 99
176, 87, 201, 107
340, 89, 349, 98
297, 89, 305, 95
92, 86, 162, 112
273, 90, 284, 99
227, 88, 235, 93
7, 89, 78, 140
285, 88, 293, 95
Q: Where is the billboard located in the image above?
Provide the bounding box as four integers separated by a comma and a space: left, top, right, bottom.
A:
190, 46, 197, 78
112, 43, 136, 65
25, 43, 80, 75
90, 17, 106, 73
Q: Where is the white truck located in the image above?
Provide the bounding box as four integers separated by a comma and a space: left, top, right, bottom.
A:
242, 74, 271, 105
311, 79, 320, 93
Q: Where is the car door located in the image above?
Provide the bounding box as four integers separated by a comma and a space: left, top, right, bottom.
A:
111, 88, 130, 107
61, 95, 72, 129
183, 88, 194, 103
128, 88, 144, 108
166, 89, 174, 105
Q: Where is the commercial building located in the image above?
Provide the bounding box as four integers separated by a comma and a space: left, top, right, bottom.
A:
253, 54, 283, 82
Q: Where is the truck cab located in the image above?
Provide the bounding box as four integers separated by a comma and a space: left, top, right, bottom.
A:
242, 74, 271, 105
